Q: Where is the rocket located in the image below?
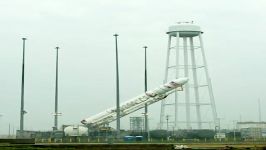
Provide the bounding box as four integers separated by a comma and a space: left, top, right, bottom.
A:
145, 77, 188, 97
81, 77, 188, 127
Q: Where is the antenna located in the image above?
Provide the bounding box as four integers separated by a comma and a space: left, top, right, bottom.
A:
176, 21, 194, 24
258, 98, 262, 122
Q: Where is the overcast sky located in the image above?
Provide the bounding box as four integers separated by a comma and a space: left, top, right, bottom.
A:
0, 0, 266, 134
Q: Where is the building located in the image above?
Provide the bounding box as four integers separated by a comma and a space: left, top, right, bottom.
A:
130, 117, 144, 132
237, 122, 266, 139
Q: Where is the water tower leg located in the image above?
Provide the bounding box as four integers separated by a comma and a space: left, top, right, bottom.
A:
174, 33, 180, 129
189, 37, 202, 129
183, 37, 191, 129
160, 35, 172, 129
199, 33, 218, 127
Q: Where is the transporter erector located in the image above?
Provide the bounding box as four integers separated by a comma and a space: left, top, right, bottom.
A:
81, 77, 188, 129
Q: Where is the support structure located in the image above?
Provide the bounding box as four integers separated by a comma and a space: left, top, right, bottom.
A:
159, 23, 218, 130
143, 46, 149, 140
81, 78, 188, 128
20, 38, 27, 132
53, 46, 60, 131
114, 34, 120, 138
130, 117, 144, 132
189, 37, 202, 129
183, 37, 191, 129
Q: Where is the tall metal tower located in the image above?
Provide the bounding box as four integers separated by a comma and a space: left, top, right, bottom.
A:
130, 117, 144, 132
159, 23, 218, 130
20, 38, 27, 132
53, 46, 60, 131
113, 34, 120, 138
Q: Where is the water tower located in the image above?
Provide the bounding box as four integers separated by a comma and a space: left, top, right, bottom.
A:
159, 22, 218, 130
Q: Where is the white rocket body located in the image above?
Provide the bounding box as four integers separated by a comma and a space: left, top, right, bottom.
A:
81, 77, 188, 127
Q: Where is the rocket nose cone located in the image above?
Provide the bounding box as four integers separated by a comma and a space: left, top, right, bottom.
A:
176, 77, 189, 84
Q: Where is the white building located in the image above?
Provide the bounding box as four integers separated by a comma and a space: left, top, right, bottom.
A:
237, 122, 266, 139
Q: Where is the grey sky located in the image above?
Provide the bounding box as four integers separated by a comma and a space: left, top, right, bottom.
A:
0, 0, 266, 134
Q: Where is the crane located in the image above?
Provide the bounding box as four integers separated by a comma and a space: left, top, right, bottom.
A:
81, 77, 188, 128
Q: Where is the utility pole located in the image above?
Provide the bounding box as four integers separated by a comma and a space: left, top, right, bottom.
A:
12, 125, 15, 136
8, 123, 10, 137
258, 98, 262, 122
143, 46, 150, 141
166, 115, 170, 141
20, 38, 27, 132
114, 34, 120, 138
232, 120, 237, 142
0, 114, 2, 135
166, 115, 169, 131
54, 46, 59, 131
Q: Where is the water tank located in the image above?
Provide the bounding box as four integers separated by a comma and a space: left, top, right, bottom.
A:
167, 24, 202, 37
64, 125, 88, 136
